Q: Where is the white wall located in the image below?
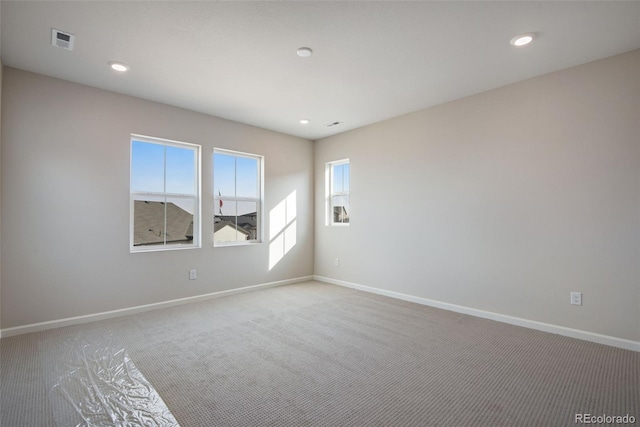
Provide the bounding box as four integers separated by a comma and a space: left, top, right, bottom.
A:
314, 50, 640, 342
0, 61, 3, 329
1, 68, 314, 329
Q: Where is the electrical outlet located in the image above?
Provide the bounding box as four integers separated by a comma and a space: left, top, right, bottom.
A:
189, 269, 197, 280
334, 258, 340, 267
570, 292, 582, 306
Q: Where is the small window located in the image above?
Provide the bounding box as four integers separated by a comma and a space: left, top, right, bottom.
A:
328, 159, 350, 225
213, 149, 263, 246
130, 135, 201, 252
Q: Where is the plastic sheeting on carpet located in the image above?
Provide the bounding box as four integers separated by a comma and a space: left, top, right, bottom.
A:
39, 331, 179, 427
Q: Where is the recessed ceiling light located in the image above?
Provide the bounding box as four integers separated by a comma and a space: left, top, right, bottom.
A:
296, 47, 313, 58
510, 33, 536, 47
299, 119, 310, 125
109, 61, 129, 72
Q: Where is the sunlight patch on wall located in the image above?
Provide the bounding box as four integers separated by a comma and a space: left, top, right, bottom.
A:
269, 191, 297, 270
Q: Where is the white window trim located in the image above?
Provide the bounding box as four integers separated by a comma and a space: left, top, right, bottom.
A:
327, 158, 350, 226
130, 134, 202, 253
213, 147, 264, 247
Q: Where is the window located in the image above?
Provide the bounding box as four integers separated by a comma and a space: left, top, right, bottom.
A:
328, 159, 350, 225
213, 149, 263, 245
130, 135, 201, 252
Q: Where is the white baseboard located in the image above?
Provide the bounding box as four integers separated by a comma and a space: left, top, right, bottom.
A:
314, 275, 640, 352
0, 276, 313, 339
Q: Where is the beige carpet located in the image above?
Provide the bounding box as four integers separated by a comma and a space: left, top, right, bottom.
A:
1, 281, 638, 426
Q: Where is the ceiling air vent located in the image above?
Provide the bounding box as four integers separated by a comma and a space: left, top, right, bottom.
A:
51, 29, 75, 51
326, 121, 343, 128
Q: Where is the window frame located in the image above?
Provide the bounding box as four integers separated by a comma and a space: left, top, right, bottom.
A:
213, 148, 264, 247
327, 158, 350, 226
129, 134, 201, 253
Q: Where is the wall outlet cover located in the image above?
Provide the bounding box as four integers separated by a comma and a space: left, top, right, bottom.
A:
570, 292, 582, 306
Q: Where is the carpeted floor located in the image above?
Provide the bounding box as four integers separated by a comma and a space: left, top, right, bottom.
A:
1, 281, 638, 426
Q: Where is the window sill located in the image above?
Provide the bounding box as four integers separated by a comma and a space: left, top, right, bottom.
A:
130, 244, 201, 253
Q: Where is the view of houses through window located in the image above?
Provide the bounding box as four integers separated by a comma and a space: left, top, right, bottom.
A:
130, 135, 200, 251
329, 159, 350, 225
213, 149, 262, 245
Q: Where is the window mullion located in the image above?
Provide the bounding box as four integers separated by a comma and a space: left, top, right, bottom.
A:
163, 197, 168, 245
163, 146, 168, 243
327, 159, 350, 226
234, 201, 238, 242
213, 149, 262, 246
131, 136, 200, 251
